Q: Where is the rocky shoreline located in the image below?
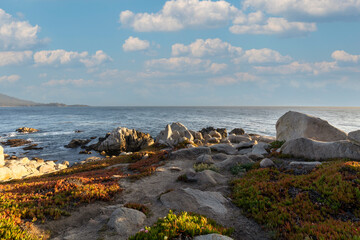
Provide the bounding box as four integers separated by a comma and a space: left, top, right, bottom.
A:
1, 111, 360, 239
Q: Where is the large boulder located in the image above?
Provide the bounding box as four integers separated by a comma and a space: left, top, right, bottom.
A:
156, 122, 194, 147
276, 111, 347, 142
160, 188, 228, 217
200, 127, 227, 139
281, 138, 360, 160
0, 167, 12, 181
0, 145, 4, 167
349, 130, 360, 146
215, 155, 253, 170
96, 127, 154, 154
210, 144, 238, 155
107, 207, 146, 238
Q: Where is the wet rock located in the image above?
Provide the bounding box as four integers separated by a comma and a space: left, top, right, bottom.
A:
276, 111, 347, 142
65, 139, 91, 148
229, 128, 245, 135
1, 139, 32, 147
23, 144, 43, 151
16, 127, 39, 133
79, 150, 92, 154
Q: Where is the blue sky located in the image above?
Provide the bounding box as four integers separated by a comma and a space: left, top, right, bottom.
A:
0, 0, 359, 106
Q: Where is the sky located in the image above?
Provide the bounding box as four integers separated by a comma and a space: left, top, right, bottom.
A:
0, 0, 359, 106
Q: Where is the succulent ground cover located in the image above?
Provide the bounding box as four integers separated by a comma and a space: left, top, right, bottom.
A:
232, 159, 360, 239
0, 149, 167, 240
129, 210, 233, 240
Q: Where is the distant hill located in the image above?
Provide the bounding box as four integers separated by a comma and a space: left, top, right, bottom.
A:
0, 93, 88, 107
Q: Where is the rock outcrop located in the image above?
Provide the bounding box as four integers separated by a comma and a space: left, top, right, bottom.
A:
64, 139, 91, 148
95, 127, 154, 154
156, 122, 194, 146
1, 139, 32, 147
16, 127, 39, 133
276, 111, 347, 142
0, 157, 68, 181
281, 138, 360, 160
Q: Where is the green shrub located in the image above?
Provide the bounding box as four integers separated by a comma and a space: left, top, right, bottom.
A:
269, 140, 285, 149
230, 163, 255, 175
129, 211, 233, 240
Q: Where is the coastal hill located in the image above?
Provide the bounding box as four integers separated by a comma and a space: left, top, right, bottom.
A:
0, 93, 88, 107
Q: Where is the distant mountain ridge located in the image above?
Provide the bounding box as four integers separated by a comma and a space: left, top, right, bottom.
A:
0, 93, 88, 107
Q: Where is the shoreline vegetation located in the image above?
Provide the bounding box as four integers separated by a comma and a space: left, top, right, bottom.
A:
1, 111, 360, 239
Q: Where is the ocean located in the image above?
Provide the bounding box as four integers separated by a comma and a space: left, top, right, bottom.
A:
0, 106, 359, 164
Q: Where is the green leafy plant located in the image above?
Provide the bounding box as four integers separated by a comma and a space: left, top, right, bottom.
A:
269, 140, 286, 149
129, 211, 233, 240
193, 163, 219, 172
230, 163, 255, 175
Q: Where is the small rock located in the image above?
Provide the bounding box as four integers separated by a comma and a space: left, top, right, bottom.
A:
79, 150, 92, 154
16, 127, 39, 133
252, 142, 269, 155
194, 234, 234, 240
196, 154, 215, 164
229, 128, 245, 135
247, 153, 264, 161
100, 151, 106, 156
1, 139, 32, 147
238, 148, 252, 155
62, 161, 70, 166
65, 139, 91, 148
207, 137, 220, 144
228, 135, 251, 143
209, 131, 222, 139
260, 158, 275, 168
169, 166, 182, 172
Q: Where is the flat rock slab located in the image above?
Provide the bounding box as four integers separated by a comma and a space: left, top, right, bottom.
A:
160, 188, 228, 216
215, 155, 253, 170
281, 138, 360, 160
171, 147, 211, 160
194, 234, 234, 240
210, 144, 238, 155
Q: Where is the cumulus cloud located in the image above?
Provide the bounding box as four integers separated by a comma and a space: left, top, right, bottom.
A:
0, 74, 20, 83
34, 49, 111, 67
43, 79, 95, 87
172, 38, 242, 57
0, 9, 46, 50
123, 36, 150, 52
119, 0, 239, 31
255, 61, 338, 75
242, 0, 360, 20
0, 51, 32, 66
230, 17, 317, 36
172, 38, 290, 63
331, 50, 360, 63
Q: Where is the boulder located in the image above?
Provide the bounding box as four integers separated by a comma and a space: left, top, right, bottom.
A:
196, 170, 228, 187
210, 144, 238, 155
156, 122, 194, 147
96, 127, 154, 154
107, 207, 146, 238
276, 111, 347, 142
260, 158, 275, 168
0, 145, 4, 167
64, 139, 91, 148
171, 147, 211, 160
194, 234, 234, 240
281, 138, 360, 160
208, 137, 220, 144
229, 128, 245, 135
234, 141, 256, 150
194, 132, 204, 141
228, 135, 251, 143
38, 164, 55, 174
238, 148, 253, 155
1, 139, 31, 147
209, 131, 222, 139
196, 154, 215, 164
16, 127, 39, 133
212, 153, 228, 161
200, 127, 227, 139
349, 130, 360, 146
8, 165, 29, 179
247, 153, 264, 161
160, 188, 228, 216
0, 167, 12, 181
251, 142, 269, 155
215, 155, 253, 170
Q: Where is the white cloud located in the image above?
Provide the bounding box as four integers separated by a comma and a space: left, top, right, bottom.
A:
172, 38, 290, 63
146, 57, 212, 72
123, 36, 150, 52
331, 50, 360, 63
172, 38, 242, 57
43, 79, 95, 87
34, 49, 111, 67
209, 72, 258, 85
209, 63, 227, 73
119, 0, 239, 32
255, 61, 338, 75
79, 50, 112, 67
0, 51, 32, 66
230, 17, 316, 36
0, 9, 46, 50
0, 74, 20, 83
242, 0, 360, 20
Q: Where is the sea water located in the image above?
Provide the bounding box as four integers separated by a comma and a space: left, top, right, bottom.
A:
0, 106, 359, 163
